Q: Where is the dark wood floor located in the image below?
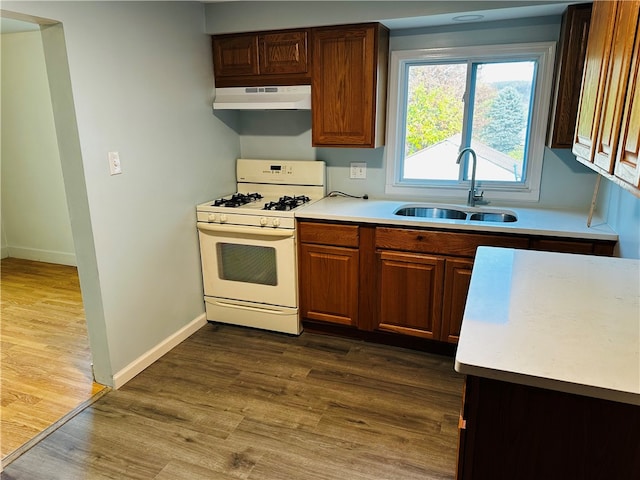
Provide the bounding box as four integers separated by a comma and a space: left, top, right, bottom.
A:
2, 323, 464, 480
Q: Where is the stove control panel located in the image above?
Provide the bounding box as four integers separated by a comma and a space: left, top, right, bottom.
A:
236, 159, 326, 187
197, 211, 295, 229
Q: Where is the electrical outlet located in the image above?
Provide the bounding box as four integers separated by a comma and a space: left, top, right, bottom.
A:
108, 151, 122, 175
350, 162, 367, 179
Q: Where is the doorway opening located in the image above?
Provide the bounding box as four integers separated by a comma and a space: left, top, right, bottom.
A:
1, 12, 107, 466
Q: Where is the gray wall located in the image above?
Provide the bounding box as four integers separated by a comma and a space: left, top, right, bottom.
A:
3, 1, 241, 386
1, 29, 76, 265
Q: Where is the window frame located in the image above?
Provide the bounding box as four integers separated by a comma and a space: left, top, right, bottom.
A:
384, 42, 556, 203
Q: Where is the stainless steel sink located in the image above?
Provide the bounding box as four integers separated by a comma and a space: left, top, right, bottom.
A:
469, 212, 517, 223
394, 204, 518, 223
394, 207, 467, 220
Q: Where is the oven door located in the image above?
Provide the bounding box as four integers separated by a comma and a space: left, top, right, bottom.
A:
197, 222, 297, 308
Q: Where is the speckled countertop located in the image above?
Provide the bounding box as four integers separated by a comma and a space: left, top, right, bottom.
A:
455, 246, 640, 405
295, 196, 618, 240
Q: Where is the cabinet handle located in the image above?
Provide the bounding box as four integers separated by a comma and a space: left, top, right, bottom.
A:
459, 414, 466, 430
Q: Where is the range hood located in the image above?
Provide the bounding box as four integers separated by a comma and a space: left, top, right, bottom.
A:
213, 85, 311, 110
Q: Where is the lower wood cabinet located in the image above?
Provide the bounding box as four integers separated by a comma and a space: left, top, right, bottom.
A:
457, 376, 640, 479
373, 226, 528, 344
441, 258, 474, 344
376, 251, 445, 340
297, 220, 616, 345
375, 251, 473, 343
298, 222, 360, 327
299, 243, 359, 326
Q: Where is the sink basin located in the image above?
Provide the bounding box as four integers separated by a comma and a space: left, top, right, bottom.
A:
395, 207, 467, 220
469, 212, 517, 223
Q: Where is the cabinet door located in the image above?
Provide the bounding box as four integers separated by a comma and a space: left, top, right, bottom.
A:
614, 10, 640, 189
259, 31, 308, 75
376, 251, 445, 340
213, 34, 259, 78
442, 258, 474, 344
548, 3, 592, 148
311, 23, 388, 147
299, 244, 359, 326
592, 0, 639, 172
572, 0, 618, 162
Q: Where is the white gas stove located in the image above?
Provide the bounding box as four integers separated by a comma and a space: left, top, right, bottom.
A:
196, 159, 326, 335
197, 159, 326, 229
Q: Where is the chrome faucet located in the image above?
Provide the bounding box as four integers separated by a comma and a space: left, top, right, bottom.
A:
456, 147, 486, 207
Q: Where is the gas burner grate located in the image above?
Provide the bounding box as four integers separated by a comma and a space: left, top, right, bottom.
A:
212, 192, 263, 208
263, 195, 311, 211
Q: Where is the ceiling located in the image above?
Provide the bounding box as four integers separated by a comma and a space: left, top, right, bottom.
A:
1, 1, 582, 34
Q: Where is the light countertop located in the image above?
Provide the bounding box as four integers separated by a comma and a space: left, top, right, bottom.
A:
296, 196, 618, 241
454, 247, 640, 405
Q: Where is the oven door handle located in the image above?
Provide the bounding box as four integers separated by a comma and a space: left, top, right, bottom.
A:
197, 222, 294, 239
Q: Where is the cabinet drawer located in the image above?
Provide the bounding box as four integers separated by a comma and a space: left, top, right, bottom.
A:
529, 238, 596, 254
299, 222, 359, 247
375, 227, 528, 257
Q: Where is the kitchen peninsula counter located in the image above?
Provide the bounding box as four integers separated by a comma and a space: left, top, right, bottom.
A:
456, 246, 640, 405
296, 196, 618, 240
452, 247, 639, 479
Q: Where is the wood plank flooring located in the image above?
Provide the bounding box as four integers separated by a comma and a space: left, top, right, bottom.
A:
2, 323, 465, 479
1, 258, 106, 462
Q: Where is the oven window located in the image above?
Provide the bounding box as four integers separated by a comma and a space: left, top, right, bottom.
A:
216, 243, 278, 286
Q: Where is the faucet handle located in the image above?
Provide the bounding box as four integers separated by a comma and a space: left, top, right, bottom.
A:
473, 189, 489, 205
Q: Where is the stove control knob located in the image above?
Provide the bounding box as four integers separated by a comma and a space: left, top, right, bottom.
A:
220, 214, 228, 223
272, 218, 281, 227
207, 213, 217, 223
259, 217, 268, 226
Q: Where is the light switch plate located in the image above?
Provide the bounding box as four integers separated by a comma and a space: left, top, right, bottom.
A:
350, 162, 366, 179
108, 151, 122, 175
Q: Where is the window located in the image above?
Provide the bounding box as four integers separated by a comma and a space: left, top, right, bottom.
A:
385, 43, 556, 202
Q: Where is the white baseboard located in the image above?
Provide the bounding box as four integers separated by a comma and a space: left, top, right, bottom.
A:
6, 246, 76, 266
1, 246, 8, 259
112, 313, 207, 389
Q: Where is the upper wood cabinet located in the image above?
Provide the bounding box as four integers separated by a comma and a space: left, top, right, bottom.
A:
573, 0, 640, 195
311, 23, 389, 148
212, 29, 311, 87
548, 3, 592, 148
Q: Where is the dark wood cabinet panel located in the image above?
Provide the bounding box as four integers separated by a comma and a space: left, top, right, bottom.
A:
573, 0, 640, 196
376, 251, 445, 340
311, 23, 389, 147
258, 30, 308, 75
548, 3, 592, 148
573, 0, 618, 162
592, 0, 639, 173
212, 29, 311, 87
299, 243, 359, 327
213, 33, 259, 78
299, 221, 359, 247
375, 227, 529, 257
441, 258, 474, 344
457, 376, 640, 480
613, 11, 640, 189
529, 236, 616, 255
